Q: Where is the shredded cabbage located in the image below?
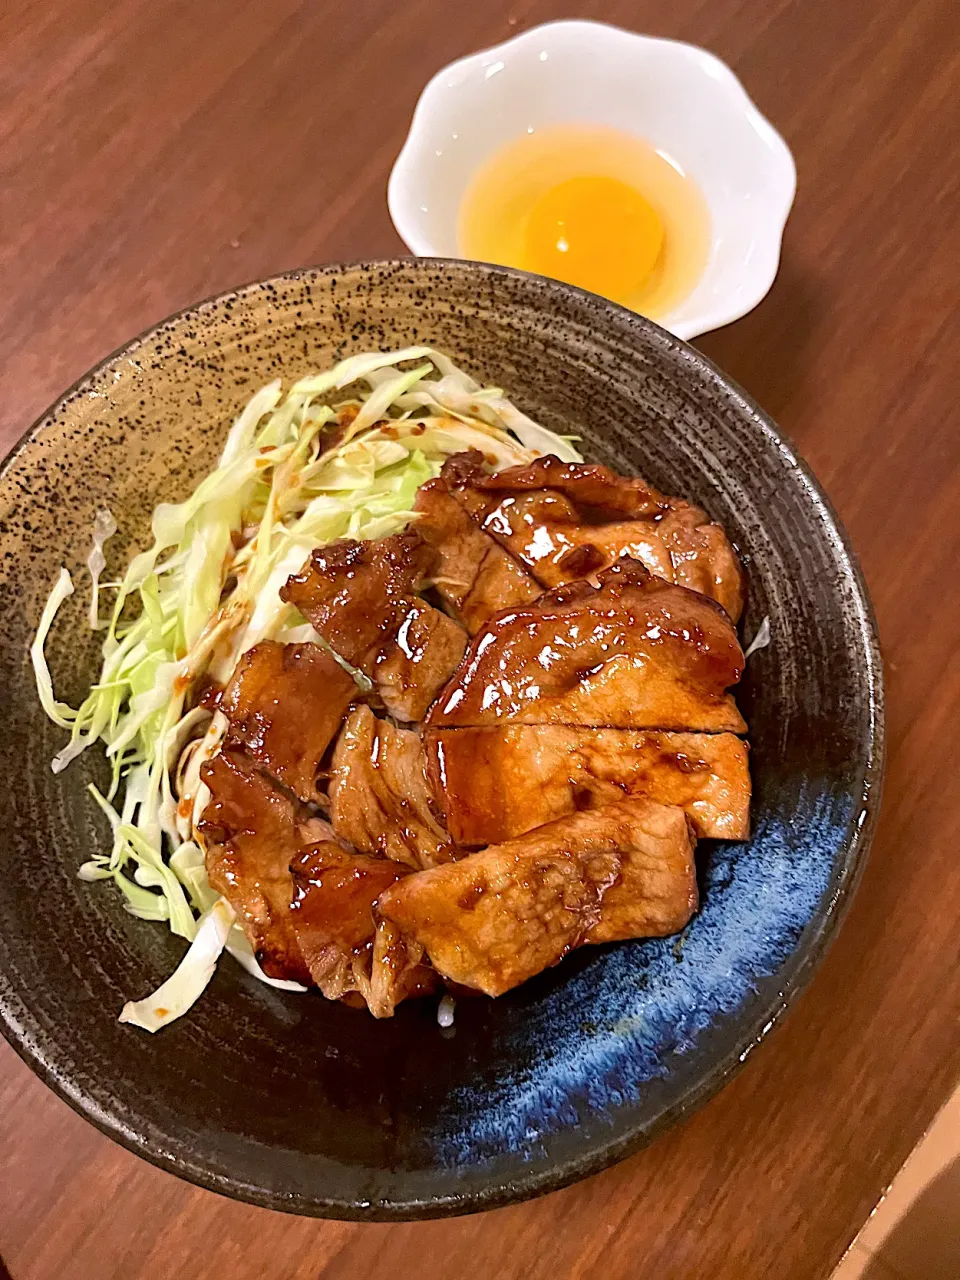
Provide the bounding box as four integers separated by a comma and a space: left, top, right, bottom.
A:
31, 348, 581, 1029
30, 568, 77, 729
86, 509, 117, 631
744, 616, 771, 659
119, 898, 234, 1031
437, 993, 456, 1028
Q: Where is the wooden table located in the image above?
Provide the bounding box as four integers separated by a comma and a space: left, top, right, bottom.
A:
1, 2, 958, 1277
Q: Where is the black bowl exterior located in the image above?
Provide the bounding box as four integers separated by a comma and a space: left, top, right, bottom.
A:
0, 260, 883, 1218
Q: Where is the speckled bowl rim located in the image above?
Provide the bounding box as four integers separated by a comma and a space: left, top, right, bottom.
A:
0, 259, 884, 1219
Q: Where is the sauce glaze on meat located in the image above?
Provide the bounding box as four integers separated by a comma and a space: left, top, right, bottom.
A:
426, 560, 745, 733
439, 451, 745, 620
195, 450, 751, 1016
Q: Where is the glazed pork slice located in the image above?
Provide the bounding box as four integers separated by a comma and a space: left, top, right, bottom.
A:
197, 749, 327, 984
329, 704, 453, 869
427, 559, 746, 734
219, 639, 358, 803
413, 474, 541, 634
426, 725, 750, 845
443, 449, 668, 520
290, 842, 435, 1017
655, 506, 745, 620
281, 529, 433, 666
280, 530, 467, 721
377, 798, 697, 997
482, 491, 677, 588
450, 462, 674, 588
441, 451, 744, 621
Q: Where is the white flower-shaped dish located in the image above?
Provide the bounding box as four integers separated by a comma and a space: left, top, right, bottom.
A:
388, 21, 796, 340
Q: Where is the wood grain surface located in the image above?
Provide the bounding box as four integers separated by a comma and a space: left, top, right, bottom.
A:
1, 2, 958, 1277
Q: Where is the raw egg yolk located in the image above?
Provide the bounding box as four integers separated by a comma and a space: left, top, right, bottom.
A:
522, 175, 664, 302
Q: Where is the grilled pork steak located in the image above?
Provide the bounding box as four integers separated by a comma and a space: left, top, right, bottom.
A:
439, 451, 745, 620
219, 639, 358, 803
280, 530, 468, 721
329, 704, 454, 869
378, 798, 697, 997
426, 725, 750, 845
427, 559, 746, 733
413, 473, 541, 633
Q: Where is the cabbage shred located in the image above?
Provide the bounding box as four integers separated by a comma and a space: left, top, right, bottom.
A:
31, 349, 580, 1029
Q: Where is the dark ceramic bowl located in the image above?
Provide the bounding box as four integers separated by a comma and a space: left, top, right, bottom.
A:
0, 260, 882, 1219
